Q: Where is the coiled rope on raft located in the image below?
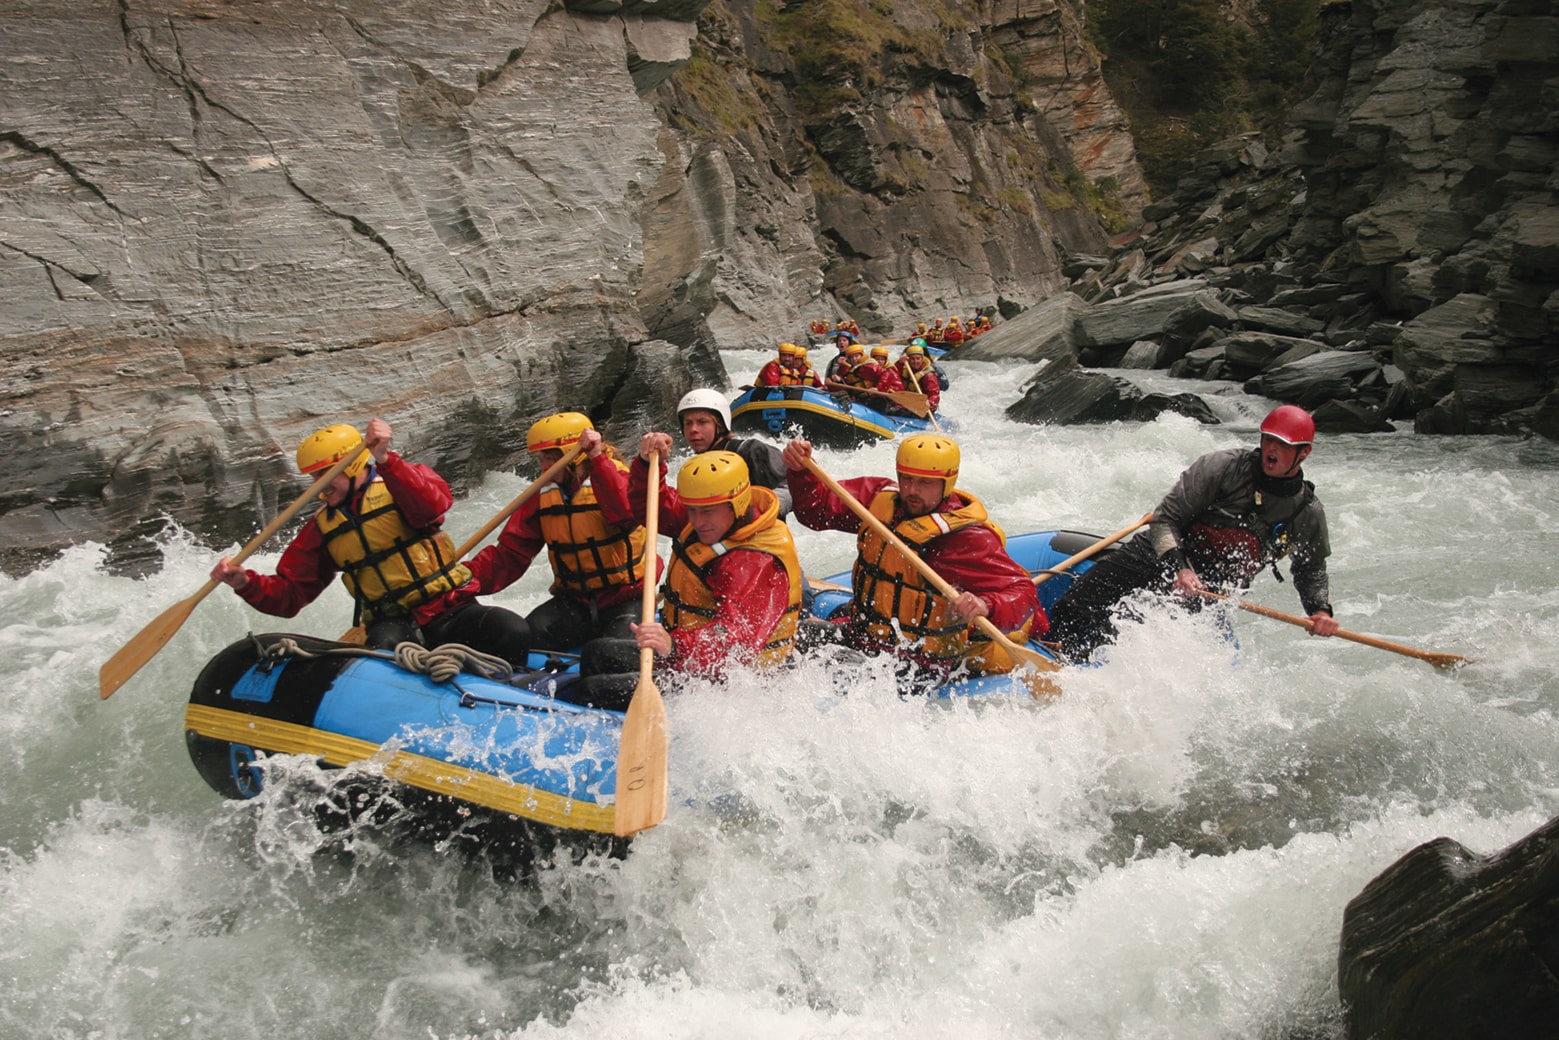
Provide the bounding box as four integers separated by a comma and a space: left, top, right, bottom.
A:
254, 635, 516, 684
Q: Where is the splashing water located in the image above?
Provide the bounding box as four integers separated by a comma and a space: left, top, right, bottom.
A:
2, 350, 1555, 1039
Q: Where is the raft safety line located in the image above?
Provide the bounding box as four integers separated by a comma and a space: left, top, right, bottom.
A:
184, 703, 618, 833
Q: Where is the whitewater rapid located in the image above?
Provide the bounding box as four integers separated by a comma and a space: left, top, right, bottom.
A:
3, 348, 1556, 1039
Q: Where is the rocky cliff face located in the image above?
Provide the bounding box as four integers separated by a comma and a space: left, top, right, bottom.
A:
1, 0, 715, 572
1065, 0, 1558, 437
641, 0, 1143, 347
0, 0, 1139, 573
1289, 0, 1558, 434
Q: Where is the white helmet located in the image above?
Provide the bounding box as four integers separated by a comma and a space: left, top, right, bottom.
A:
677, 388, 731, 434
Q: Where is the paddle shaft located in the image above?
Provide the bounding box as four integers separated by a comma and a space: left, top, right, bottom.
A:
798, 457, 1061, 689
100, 439, 367, 699
450, 443, 586, 560
638, 452, 661, 673
900, 365, 943, 432
613, 450, 669, 836
1033, 513, 1153, 586
1195, 590, 1471, 669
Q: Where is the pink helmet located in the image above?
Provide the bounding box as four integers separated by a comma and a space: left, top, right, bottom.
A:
1260, 405, 1315, 446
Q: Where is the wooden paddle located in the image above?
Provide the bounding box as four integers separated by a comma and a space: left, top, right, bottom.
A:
99, 438, 367, 699
799, 456, 1062, 700
336, 442, 587, 645
824, 381, 931, 419
614, 449, 669, 836
1032, 513, 1153, 586
900, 364, 943, 432
1194, 590, 1473, 670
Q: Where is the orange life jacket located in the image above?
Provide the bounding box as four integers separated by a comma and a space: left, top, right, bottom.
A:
850, 489, 1031, 667
315, 477, 471, 622
660, 487, 803, 667
535, 461, 648, 600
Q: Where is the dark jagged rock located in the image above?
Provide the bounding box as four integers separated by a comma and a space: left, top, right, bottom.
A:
956, 292, 1091, 363
1221, 332, 1326, 380
1311, 400, 1395, 434
1005, 355, 1217, 427
1117, 340, 1165, 369
1234, 305, 1326, 339
1535, 392, 1559, 442
1337, 814, 1559, 1040
1245, 351, 1385, 411
1168, 344, 1227, 381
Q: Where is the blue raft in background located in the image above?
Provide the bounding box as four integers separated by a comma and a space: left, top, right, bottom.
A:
730, 385, 946, 447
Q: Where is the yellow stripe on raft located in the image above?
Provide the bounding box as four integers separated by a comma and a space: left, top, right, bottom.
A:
732, 397, 897, 439
184, 703, 617, 834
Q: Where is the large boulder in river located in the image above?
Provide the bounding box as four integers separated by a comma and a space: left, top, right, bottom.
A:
1245, 350, 1385, 410
956, 292, 1091, 363
1337, 814, 1559, 1039
1005, 355, 1218, 427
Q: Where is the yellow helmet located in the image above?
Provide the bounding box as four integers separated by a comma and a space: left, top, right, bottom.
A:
677, 450, 751, 518
778, 342, 801, 357
896, 434, 960, 497
950, 315, 960, 323
296, 424, 370, 477
844, 341, 865, 358
526, 412, 593, 453
796, 346, 810, 359
905, 343, 927, 356
870, 346, 889, 360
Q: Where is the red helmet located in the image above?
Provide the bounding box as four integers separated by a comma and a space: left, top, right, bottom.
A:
1260, 405, 1315, 446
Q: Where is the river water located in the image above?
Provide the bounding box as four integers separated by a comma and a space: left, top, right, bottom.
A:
4, 348, 1556, 1039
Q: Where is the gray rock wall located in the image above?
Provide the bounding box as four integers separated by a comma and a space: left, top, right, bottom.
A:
1, 0, 709, 572
1030, 0, 1557, 438
1285, 0, 1558, 431
641, 0, 1138, 346
0, 0, 1142, 573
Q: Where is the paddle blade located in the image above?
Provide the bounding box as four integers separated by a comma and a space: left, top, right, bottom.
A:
1003, 642, 1064, 701
99, 590, 203, 699
614, 675, 669, 837
888, 390, 930, 418
1016, 668, 1064, 702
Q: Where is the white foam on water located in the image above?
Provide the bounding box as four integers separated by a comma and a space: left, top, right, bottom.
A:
2, 353, 1556, 1039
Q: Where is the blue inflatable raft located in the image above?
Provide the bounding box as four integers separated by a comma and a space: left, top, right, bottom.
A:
730, 385, 943, 447
183, 532, 1113, 835
184, 635, 619, 842
806, 529, 1110, 697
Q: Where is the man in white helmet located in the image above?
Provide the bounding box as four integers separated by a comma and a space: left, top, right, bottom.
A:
670, 388, 791, 515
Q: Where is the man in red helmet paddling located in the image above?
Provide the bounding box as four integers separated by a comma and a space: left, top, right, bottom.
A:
1048, 405, 1341, 660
